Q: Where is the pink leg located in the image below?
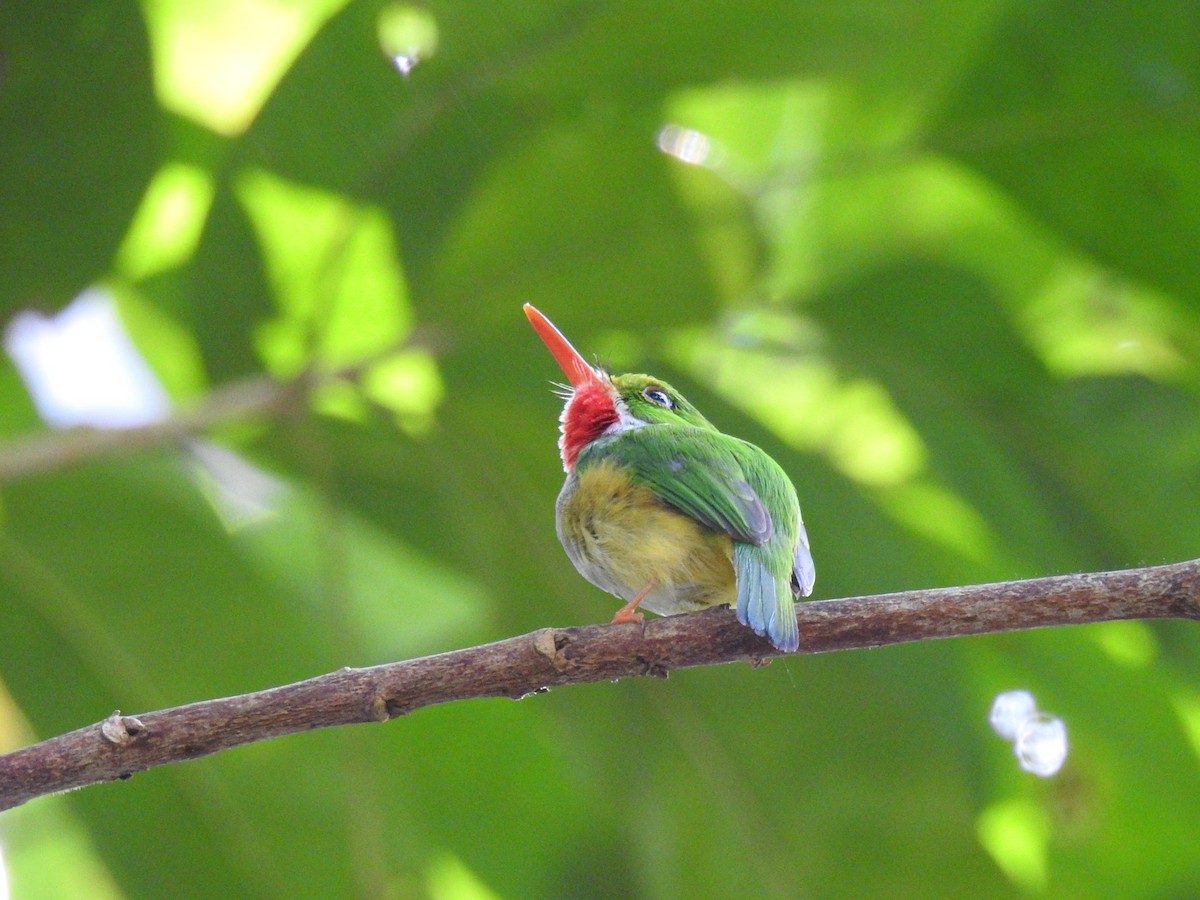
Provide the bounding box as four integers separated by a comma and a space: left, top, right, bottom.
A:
611, 579, 658, 625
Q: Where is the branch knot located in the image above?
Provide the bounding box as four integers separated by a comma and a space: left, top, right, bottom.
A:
99, 711, 146, 747
533, 628, 573, 671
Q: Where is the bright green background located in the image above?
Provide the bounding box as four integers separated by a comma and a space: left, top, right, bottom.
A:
3, 0, 1200, 896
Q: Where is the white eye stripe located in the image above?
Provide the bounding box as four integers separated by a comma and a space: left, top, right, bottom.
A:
603, 395, 649, 435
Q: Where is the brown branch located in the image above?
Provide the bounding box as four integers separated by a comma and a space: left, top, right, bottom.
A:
2, 559, 1198, 811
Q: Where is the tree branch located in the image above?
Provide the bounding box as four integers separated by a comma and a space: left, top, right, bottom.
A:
0, 371, 314, 483
0, 333, 438, 483
2, 559, 1198, 811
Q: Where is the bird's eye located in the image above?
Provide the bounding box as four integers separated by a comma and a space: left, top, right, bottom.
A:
643, 386, 673, 408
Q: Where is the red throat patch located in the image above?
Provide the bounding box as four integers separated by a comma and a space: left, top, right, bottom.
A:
560, 382, 618, 470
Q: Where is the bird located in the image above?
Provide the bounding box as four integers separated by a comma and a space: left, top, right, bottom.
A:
524, 304, 815, 652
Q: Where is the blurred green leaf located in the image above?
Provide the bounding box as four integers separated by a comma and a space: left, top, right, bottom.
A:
933, 0, 1200, 311
0, 0, 158, 315
4, 1, 1200, 897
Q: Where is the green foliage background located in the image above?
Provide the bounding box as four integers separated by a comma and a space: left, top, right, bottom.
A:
3, 0, 1200, 896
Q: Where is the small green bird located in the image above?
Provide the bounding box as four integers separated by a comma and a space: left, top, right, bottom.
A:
525, 304, 815, 652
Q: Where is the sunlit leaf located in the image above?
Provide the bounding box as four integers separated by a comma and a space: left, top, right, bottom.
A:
4, 1, 1200, 896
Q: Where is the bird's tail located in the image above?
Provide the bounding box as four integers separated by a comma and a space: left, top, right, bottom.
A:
734, 543, 799, 652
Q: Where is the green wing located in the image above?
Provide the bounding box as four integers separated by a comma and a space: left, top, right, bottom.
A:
579, 425, 776, 545
581, 423, 812, 652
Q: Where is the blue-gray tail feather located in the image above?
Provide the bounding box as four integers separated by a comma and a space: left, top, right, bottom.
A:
793, 519, 816, 597
734, 543, 799, 653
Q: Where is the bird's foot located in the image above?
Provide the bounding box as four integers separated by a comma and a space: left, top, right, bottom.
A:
611, 579, 657, 627
611, 605, 645, 626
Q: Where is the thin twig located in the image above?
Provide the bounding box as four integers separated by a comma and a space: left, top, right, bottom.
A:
0, 374, 307, 482
2, 558, 1197, 811
0, 335, 440, 483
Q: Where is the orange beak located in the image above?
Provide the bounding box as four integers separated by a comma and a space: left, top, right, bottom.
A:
523, 304, 603, 388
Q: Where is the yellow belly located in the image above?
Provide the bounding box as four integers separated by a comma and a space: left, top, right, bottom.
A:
556, 459, 736, 616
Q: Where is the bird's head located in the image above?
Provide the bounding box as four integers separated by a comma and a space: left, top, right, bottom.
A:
524, 304, 715, 472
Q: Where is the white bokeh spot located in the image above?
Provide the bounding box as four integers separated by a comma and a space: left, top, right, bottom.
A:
990, 689, 1068, 778
1015, 714, 1069, 777
4, 288, 170, 429
989, 689, 1039, 741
